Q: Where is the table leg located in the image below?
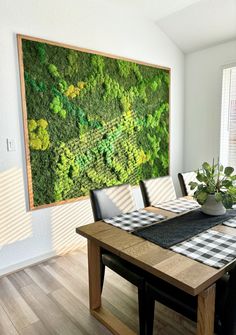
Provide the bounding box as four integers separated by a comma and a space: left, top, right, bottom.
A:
197, 284, 216, 335
87, 240, 101, 310
87, 241, 136, 335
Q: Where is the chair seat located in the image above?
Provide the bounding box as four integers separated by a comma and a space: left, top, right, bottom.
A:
102, 252, 144, 287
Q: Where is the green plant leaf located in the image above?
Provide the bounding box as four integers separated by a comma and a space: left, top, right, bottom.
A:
229, 186, 236, 195
196, 172, 207, 183
222, 194, 233, 209
222, 180, 232, 188
215, 192, 222, 202
189, 181, 198, 190
198, 184, 204, 191
224, 166, 234, 176
202, 162, 211, 171
196, 191, 208, 205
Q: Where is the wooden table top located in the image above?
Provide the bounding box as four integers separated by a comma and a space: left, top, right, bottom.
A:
76, 206, 236, 296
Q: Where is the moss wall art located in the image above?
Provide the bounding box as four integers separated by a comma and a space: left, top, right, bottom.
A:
18, 35, 170, 209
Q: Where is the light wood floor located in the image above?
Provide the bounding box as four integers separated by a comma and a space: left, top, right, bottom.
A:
0, 247, 196, 335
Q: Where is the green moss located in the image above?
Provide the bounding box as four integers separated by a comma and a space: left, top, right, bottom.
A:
66, 50, 80, 77
58, 79, 68, 93
91, 54, 105, 73
35, 42, 47, 64
49, 96, 67, 118
28, 119, 50, 151
48, 64, 60, 78
22, 38, 170, 207
53, 142, 80, 201
117, 60, 143, 81
25, 72, 46, 93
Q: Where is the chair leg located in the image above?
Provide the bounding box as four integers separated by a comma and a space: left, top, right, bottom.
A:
138, 287, 147, 335
100, 261, 105, 292
145, 291, 155, 335
220, 267, 236, 335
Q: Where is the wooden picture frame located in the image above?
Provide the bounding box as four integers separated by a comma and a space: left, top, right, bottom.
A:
17, 34, 171, 210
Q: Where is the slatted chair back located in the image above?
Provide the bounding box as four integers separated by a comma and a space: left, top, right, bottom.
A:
90, 184, 136, 221
178, 171, 198, 196
140, 176, 176, 207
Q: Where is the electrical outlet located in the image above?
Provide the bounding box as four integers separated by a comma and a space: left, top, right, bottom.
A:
7, 138, 16, 152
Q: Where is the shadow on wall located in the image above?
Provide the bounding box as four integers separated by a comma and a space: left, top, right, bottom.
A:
51, 199, 93, 254
0, 167, 94, 275
0, 166, 143, 275
0, 167, 32, 246
0, 167, 94, 256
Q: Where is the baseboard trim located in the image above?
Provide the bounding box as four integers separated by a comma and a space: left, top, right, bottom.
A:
0, 251, 58, 278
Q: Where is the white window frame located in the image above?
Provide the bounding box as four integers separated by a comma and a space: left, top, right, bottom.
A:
220, 63, 236, 169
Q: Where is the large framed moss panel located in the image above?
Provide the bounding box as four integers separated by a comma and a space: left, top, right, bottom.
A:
17, 35, 170, 210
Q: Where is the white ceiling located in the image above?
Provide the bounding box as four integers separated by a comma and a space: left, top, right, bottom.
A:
157, 0, 236, 53
108, 0, 202, 21
109, 0, 236, 53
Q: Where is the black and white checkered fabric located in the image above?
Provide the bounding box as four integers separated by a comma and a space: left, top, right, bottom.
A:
223, 217, 236, 228
103, 210, 165, 232
153, 198, 200, 213
171, 229, 236, 268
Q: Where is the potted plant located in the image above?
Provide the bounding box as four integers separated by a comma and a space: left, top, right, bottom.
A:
189, 160, 236, 215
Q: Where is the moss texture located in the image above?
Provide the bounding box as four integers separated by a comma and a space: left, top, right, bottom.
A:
22, 39, 170, 207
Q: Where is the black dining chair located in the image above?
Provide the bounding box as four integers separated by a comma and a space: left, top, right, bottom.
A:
139, 177, 233, 335
178, 171, 197, 196
140, 176, 176, 207
90, 184, 147, 335
145, 267, 235, 335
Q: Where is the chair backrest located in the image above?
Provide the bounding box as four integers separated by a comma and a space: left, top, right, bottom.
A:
178, 171, 197, 196
90, 184, 136, 221
140, 176, 176, 207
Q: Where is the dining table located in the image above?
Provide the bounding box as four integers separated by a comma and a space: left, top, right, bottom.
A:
76, 203, 236, 335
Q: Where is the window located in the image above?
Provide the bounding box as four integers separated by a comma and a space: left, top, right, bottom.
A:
220, 66, 236, 169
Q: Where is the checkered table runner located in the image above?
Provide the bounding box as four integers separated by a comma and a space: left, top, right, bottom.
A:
153, 198, 200, 213
171, 229, 236, 268
103, 210, 166, 232
223, 217, 236, 228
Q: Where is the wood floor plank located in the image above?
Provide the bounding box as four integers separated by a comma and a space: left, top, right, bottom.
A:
0, 277, 38, 331
50, 254, 89, 285
24, 265, 61, 294
50, 287, 111, 335
42, 261, 89, 308
156, 304, 195, 335
8, 271, 33, 290
102, 281, 138, 331
19, 283, 83, 335
18, 321, 52, 335
0, 304, 19, 335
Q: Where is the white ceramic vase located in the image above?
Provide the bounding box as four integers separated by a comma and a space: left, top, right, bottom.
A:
201, 194, 226, 216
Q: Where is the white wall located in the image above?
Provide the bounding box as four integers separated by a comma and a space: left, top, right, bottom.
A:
0, 0, 184, 275
184, 39, 236, 171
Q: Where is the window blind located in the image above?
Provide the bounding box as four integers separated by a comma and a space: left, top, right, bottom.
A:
220, 66, 236, 169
